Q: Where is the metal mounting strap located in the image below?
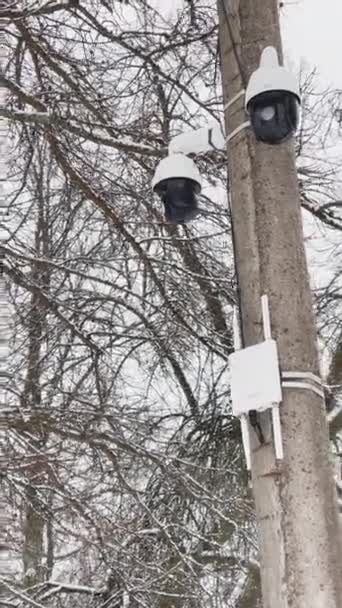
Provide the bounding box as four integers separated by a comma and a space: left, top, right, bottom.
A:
224, 89, 246, 111
226, 121, 251, 143
282, 371, 325, 399
223, 90, 250, 143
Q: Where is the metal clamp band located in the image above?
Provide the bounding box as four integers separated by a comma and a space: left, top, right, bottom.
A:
226, 120, 251, 143
224, 90, 250, 144
282, 371, 325, 399
224, 89, 246, 111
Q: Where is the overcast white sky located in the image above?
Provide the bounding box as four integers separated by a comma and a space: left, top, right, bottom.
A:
144, 1, 342, 90
282, 0, 342, 89
282, 0, 342, 369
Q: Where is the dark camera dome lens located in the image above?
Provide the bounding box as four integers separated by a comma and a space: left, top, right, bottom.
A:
249, 91, 299, 145
160, 178, 199, 224
260, 106, 276, 121
170, 178, 186, 189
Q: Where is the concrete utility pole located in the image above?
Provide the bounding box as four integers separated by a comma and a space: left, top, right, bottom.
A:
217, 1, 342, 607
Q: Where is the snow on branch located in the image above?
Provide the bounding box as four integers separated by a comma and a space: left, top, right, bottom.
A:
39, 580, 106, 600
0, 109, 50, 125
327, 400, 342, 425
0, 107, 160, 156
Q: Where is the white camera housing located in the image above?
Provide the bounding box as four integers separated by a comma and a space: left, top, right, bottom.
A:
152, 153, 202, 224
245, 47, 301, 145
151, 153, 202, 193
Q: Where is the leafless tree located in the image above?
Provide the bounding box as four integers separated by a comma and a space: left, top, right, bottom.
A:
0, 2, 341, 608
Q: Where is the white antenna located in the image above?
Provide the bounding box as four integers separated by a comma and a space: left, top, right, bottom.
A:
261, 295, 283, 460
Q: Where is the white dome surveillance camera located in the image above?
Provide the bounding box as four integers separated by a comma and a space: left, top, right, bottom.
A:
245, 46, 300, 145
151, 153, 202, 224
